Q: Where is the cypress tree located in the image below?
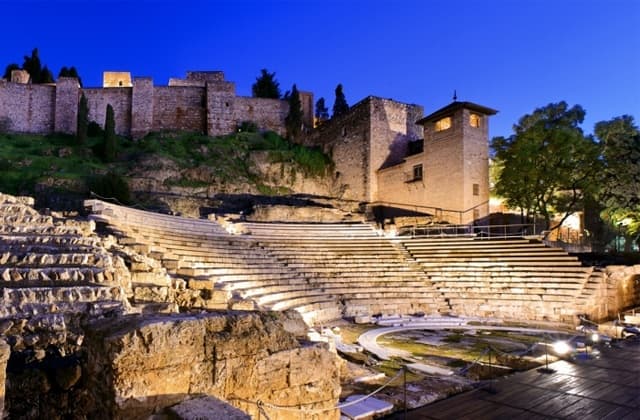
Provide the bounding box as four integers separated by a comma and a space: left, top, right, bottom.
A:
315, 97, 329, 125
332, 84, 349, 118
103, 104, 116, 162
285, 84, 303, 141
77, 93, 89, 145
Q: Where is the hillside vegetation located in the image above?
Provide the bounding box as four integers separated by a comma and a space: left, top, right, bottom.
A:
0, 129, 333, 204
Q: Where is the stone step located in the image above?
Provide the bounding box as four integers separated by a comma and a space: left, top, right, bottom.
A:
0, 251, 113, 267
0, 266, 114, 285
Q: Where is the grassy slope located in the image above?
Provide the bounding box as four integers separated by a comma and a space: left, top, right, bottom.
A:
0, 130, 332, 198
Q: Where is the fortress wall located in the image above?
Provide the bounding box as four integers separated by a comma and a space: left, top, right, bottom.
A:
232, 97, 288, 136
307, 98, 373, 201
54, 77, 79, 134
131, 77, 154, 139
0, 81, 55, 133
84, 88, 132, 136
152, 86, 206, 133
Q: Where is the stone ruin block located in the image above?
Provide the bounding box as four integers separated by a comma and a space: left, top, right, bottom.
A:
83, 310, 341, 419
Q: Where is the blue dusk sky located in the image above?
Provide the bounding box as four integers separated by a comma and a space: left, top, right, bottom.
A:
2, 0, 639, 139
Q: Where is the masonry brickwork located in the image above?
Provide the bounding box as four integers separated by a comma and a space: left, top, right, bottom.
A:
311, 98, 496, 223
0, 71, 307, 139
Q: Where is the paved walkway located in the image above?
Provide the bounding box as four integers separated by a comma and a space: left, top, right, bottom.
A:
388, 338, 640, 419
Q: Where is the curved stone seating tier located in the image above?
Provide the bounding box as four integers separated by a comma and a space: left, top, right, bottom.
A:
399, 237, 592, 323
85, 200, 602, 325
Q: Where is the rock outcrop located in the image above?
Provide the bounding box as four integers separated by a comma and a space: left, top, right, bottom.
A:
84, 311, 341, 419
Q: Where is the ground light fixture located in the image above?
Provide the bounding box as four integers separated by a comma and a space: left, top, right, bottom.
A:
552, 340, 572, 355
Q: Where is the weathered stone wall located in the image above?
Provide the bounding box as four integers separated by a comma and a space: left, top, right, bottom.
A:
307, 96, 423, 203
0, 339, 8, 419
84, 311, 341, 419
152, 86, 206, 133
0, 81, 55, 133
131, 77, 154, 139
54, 77, 80, 134
232, 97, 288, 136
306, 99, 372, 201
0, 71, 312, 139
369, 98, 423, 202
84, 87, 133, 136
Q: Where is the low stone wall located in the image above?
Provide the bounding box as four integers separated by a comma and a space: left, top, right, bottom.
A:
84, 311, 341, 419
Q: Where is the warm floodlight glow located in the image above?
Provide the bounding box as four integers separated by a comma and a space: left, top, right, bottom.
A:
591, 333, 599, 342
553, 341, 572, 355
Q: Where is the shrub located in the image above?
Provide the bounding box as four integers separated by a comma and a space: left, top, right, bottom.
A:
87, 121, 104, 137
88, 172, 132, 205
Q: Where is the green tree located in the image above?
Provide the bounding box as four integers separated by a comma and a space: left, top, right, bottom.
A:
332, 84, 349, 118
595, 115, 640, 250
315, 97, 329, 124
21, 48, 54, 84
77, 93, 89, 145
251, 69, 281, 99
285, 84, 303, 141
2, 63, 20, 80
103, 104, 117, 162
491, 101, 601, 231
59, 66, 82, 86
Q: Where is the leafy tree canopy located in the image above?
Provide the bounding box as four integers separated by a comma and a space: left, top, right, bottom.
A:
22, 48, 54, 84
251, 69, 281, 99
595, 115, 640, 244
2, 63, 20, 80
332, 84, 349, 118
491, 101, 601, 231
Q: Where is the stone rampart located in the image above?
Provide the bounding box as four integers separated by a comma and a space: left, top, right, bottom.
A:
233, 96, 288, 136
153, 86, 206, 133
0, 71, 309, 139
84, 87, 133, 136
54, 77, 80, 134
0, 81, 55, 133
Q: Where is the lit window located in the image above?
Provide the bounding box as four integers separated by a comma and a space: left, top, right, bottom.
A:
469, 114, 481, 128
435, 117, 451, 132
413, 164, 423, 181
473, 183, 480, 196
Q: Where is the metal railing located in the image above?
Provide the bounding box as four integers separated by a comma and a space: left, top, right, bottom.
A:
399, 223, 540, 239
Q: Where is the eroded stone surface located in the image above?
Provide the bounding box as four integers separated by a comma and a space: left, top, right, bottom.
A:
85, 311, 341, 419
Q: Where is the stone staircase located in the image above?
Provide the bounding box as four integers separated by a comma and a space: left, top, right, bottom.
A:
0, 193, 131, 357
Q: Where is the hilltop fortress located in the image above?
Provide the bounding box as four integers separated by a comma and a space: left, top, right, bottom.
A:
0, 70, 496, 223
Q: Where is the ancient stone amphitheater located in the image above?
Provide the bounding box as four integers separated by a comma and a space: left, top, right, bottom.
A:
1, 193, 638, 419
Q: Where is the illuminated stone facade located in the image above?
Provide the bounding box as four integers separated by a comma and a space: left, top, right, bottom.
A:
310, 99, 497, 224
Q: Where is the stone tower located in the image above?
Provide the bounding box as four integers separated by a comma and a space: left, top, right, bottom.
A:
416, 101, 497, 223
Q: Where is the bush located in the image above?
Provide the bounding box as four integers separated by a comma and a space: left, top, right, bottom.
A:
237, 121, 258, 133
88, 172, 132, 205
87, 121, 103, 137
